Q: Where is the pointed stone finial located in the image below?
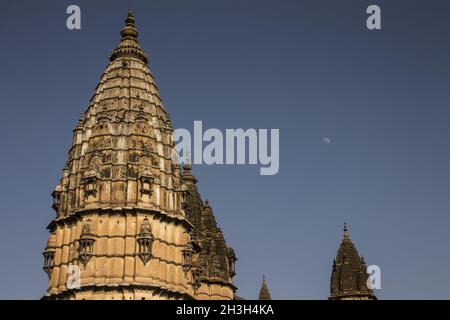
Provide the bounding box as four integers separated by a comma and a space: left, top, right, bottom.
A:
110, 10, 148, 63
127, 10, 134, 22
121, 10, 138, 39
203, 199, 213, 213
74, 112, 85, 132
181, 160, 198, 185
343, 222, 350, 240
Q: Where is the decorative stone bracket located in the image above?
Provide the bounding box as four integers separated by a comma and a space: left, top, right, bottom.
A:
137, 217, 154, 265
51, 185, 62, 212
43, 250, 55, 276
191, 268, 201, 292
227, 246, 237, 278
182, 242, 194, 273
77, 220, 96, 265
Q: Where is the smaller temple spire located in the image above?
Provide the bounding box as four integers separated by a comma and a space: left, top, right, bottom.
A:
329, 224, 376, 300
258, 275, 272, 300
181, 163, 198, 185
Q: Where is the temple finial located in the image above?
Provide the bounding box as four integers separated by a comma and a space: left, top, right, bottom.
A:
110, 10, 148, 63
121, 10, 138, 40
127, 9, 134, 20
181, 153, 197, 185
343, 222, 349, 239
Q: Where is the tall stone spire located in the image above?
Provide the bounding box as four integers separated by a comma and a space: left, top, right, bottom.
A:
258, 275, 272, 300
329, 224, 376, 300
42, 11, 236, 300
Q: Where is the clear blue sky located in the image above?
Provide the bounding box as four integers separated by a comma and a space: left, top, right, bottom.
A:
1, 0, 450, 299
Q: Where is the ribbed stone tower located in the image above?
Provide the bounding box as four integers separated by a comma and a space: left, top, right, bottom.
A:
329, 224, 376, 300
42, 11, 236, 300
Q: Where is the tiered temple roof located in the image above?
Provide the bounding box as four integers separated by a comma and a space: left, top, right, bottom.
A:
329, 224, 376, 300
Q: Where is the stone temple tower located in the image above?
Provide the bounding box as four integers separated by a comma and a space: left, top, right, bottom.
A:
42, 11, 236, 300
258, 275, 271, 300
329, 224, 376, 300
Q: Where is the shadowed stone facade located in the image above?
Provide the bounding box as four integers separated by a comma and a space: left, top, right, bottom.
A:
42, 11, 236, 300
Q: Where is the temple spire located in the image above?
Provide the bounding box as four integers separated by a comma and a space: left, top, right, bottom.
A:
258, 275, 272, 300
329, 225, 376, 300
43, 10, 236, 300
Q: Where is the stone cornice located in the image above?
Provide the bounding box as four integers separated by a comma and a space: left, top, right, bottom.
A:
47, 207, 193, 232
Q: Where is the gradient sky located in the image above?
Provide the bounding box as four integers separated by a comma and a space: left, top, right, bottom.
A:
1, 0, 450, 299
